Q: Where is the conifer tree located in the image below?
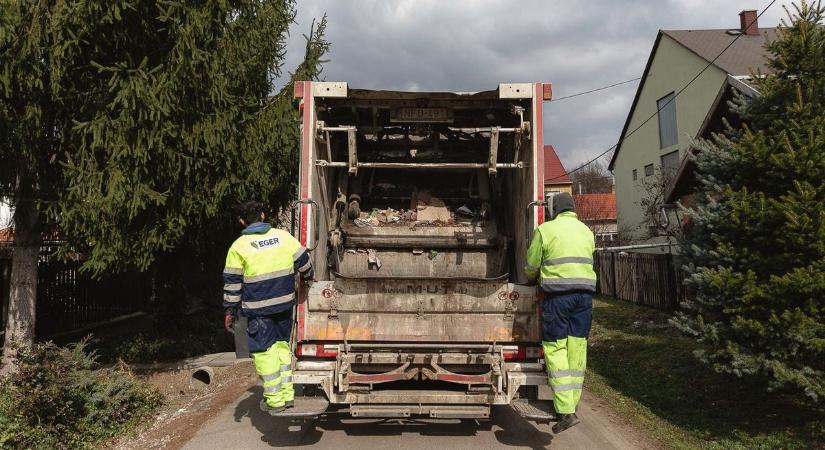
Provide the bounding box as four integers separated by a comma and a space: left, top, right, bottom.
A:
0, 1, 328, 371
673, 1, 825, 400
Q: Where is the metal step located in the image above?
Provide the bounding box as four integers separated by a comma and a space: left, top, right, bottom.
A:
510, 398, 557, 423
266, 396, 330, 418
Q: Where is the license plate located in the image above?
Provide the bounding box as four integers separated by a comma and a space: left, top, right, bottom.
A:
391, 107, 453, 123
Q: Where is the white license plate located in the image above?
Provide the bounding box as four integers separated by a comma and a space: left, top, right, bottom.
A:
391, 107, 453, 123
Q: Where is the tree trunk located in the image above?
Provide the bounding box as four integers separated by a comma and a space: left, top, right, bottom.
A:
0, 192, 41, 375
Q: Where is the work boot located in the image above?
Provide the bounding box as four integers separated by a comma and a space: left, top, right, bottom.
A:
552, 413, 580, 434
259, 399, 286, 415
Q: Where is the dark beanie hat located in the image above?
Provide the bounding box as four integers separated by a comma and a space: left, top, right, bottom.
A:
551, 192, 575, 218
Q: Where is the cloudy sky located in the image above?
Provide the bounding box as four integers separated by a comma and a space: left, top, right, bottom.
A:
280, 0, 786, 170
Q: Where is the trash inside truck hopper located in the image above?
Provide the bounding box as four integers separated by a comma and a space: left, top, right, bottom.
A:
270, 81, 555, 420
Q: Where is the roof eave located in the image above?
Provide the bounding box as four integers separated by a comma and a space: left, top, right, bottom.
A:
609, 31, 663, 171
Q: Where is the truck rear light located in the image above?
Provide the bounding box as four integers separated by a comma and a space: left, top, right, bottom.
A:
503, 345, 544, 360
542, 83, 553, 101
525, 346, 543, 358
297, 343, 338, 358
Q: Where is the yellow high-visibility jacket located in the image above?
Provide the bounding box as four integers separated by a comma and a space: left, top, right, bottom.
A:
223, 222, 312, 317
525, 211, 596, 293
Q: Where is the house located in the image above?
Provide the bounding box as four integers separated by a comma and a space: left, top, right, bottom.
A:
665, 76, 758, 206
543, 144, 572, 199
573, 192, 618, 245
609, 9, 777, 241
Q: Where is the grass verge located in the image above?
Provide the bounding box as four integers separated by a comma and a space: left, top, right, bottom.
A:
588, 296, 824, 450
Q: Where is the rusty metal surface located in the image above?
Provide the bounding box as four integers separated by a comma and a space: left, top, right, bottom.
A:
293, 358, 546, 407
340, 220, 499, 249
350, 404, 490, 419
337, 350, 502, 392
305, 280, 540, 342
337, 249, 504, 278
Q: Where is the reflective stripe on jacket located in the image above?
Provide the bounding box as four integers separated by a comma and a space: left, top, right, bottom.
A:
222, 223, 312, 317
525, 211, 596, 294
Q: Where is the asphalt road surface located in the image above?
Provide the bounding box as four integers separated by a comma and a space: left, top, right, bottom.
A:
182, 386, 653, 449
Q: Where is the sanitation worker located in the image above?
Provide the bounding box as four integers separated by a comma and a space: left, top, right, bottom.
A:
222, 200, 313, 414
525, 192, 596, 433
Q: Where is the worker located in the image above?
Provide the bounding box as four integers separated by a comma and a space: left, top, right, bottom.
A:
525, 192, 596, 434
223, 200, 312, 414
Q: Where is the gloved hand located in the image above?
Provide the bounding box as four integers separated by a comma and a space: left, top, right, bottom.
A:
224, 314, 234, 333
301, 267, 314, 282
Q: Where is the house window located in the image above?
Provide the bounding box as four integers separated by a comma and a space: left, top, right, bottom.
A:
632, 169, 637, 181
657, 92, 678, 148
644, 164, 654, 177
661, 150, 680, 178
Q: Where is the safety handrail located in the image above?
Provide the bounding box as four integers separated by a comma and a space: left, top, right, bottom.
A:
291, 199, 320, 251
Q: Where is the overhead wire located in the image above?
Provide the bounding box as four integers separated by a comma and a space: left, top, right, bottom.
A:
550, 77, 641, 102
544, 0, 777, 181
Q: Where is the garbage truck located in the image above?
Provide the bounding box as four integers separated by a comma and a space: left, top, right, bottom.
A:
257, 81, 556, 420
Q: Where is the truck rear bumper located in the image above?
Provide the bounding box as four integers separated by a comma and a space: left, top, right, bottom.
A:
293, 359, 547, 406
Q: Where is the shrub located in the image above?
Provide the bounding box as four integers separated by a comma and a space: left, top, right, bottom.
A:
673, 1, 825, 401
0, 339, 162, 449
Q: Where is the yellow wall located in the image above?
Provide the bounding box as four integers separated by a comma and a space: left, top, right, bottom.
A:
613, 34, 727, 240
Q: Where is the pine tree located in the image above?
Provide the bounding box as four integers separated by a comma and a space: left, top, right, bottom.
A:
673, 1, 825, 400
0, 1, 328, 371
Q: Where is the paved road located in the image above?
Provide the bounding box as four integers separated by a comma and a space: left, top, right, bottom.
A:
182, 386, 651, 449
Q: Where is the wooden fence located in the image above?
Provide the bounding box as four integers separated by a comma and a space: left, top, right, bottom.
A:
594, 250, 691, 310
1, 243, 150, 338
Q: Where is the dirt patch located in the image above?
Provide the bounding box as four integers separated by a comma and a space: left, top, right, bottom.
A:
579, 390, 662, 450
107, 361, 257, 450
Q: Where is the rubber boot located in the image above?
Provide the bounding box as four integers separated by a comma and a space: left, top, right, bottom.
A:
259, 399, 285, 416
552, 413, 580, 433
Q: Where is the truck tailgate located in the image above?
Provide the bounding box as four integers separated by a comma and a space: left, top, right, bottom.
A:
304, 279, 540, 342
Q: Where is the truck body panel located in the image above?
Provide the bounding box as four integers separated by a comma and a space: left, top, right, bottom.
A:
289, 81, 552, 416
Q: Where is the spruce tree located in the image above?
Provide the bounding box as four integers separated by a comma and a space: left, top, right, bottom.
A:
673, 1, 825, 400
0, 1, 328, 371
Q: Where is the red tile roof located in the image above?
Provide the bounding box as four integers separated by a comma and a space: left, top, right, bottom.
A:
573, 193, 617, 221
544, 145, 571, 185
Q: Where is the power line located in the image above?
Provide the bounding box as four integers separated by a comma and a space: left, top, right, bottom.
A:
551, 77, 641, 102
545, 0, 777, 181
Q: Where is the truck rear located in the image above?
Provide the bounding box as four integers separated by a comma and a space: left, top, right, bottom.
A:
287, 81, 553, 419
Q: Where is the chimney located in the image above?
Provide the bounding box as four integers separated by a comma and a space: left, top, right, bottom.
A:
739, 9, 759, 35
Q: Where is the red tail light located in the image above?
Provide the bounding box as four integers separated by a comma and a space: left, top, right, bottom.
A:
502, 345, 544, 360
296, 343, 338, 358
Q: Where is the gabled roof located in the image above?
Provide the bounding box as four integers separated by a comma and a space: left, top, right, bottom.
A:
663, 28, 778, 76
544, 145, 571, 185
573, 193, 617, 221
609, 27, 777, 170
